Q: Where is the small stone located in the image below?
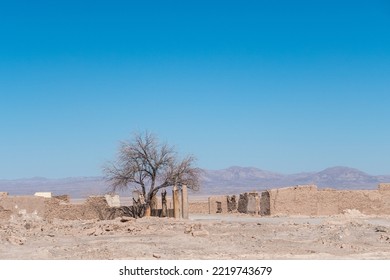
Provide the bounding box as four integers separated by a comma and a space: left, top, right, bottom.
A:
85, 228, 96, 236
192, 230, 209, 237
375, 226, 388, 233
120, 216, 135, 223
153, 253, 161, 259
127, 226, 136, 232
7, 236, 26, 245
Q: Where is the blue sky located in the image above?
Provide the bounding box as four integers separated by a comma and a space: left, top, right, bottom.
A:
1, 0, 389, 178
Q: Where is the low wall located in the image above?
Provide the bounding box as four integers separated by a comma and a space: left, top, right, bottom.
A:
0, 195, 112, 221
0, 195, 48, 218
44, 196, 110, 220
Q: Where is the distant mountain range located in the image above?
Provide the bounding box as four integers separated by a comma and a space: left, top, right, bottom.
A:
200, 166, 390, 195
1, 166, 390, 198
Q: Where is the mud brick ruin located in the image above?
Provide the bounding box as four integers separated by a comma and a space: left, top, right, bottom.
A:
0, 193, 115, 221
208, 183, 390, 216
2, 183, 390, 220
0, 186, 190, 221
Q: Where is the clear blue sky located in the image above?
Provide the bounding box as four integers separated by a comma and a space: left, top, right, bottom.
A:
1, 0, 389, 178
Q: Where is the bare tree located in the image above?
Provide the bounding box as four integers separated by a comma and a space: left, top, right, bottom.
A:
103, 132, 200, 212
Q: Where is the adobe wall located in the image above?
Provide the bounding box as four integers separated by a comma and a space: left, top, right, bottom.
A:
260, 191, 270, 215
238, 192, 260, 214
267, 183, 390, 216
0, 195, 112, 221
379, 183, 390, 213
0, 195, 48, 218
189, 202, 209, 214
208, 196, 228, 214
317, 190, 383, 215
44, 196, 110, 220
268, 185, 318, 216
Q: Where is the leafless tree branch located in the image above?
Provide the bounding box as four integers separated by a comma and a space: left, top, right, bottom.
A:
103, 131, 200, 207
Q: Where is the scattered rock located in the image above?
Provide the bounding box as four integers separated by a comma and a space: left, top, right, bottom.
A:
153, 253, 161, 259
127, 226, 137, 232
85, 228, 97, 236
7, 236, 26, 245
184, 224, 209, 237
120, 216, 135, 223
380, 234, 390, 242
192, 230, 209, 237
375, 226, 388, 233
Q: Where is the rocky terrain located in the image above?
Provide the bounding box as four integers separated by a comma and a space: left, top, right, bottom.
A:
1, 208, 390, 260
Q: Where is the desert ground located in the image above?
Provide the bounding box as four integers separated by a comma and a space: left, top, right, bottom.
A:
1, 200, 390, 260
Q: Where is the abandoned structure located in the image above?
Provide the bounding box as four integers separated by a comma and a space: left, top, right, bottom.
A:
2, 183, 390, 220
0, 186, 189, 221
208, 183, 390, 216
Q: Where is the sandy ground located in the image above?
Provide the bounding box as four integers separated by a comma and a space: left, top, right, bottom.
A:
1, 209, 390, 260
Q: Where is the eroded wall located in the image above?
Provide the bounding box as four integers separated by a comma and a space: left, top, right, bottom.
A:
0, 195, 47, 218
268, 185, 318, 216
238, 193, 259, 214
0, 195, 111, 221
267, 184, 390, 216
208, 196, 228, 214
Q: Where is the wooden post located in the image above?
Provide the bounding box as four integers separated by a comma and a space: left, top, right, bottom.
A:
173, 185, 181, 219
181, 185, 189, 219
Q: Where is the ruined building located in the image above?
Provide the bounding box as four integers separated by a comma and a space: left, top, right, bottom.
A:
208, 183, 390, 216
